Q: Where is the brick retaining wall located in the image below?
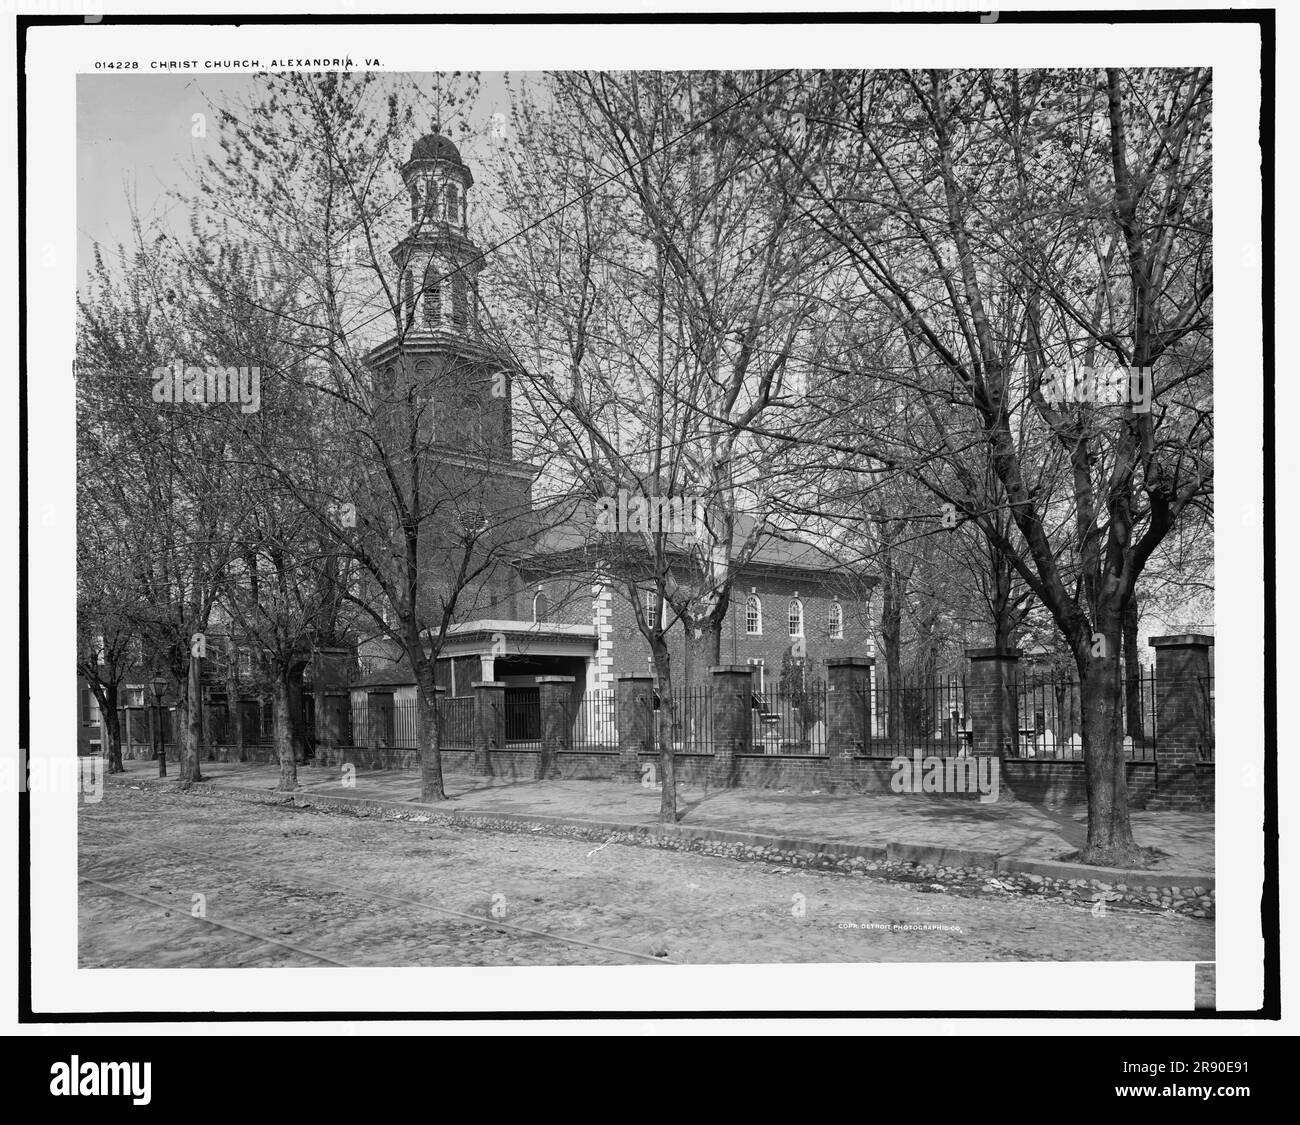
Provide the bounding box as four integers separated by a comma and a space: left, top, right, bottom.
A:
1001, 760, 1158, 808
1196, 761, 1213, 805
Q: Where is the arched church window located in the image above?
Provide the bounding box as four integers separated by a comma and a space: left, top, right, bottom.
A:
533, 591, 549, 623
788, 598, 804, 638
446, 183, 459, 225
828, 601, 843, 639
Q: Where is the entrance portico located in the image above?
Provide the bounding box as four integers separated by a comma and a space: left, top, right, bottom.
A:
436, 619, 597, 692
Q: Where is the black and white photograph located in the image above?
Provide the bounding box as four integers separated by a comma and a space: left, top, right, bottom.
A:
14, 4, 1281, 1048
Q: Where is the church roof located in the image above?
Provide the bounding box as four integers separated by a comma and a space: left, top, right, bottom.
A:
518, 503, 875, 585
409, 133, 465, 166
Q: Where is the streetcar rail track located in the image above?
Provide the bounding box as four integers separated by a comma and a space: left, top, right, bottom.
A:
78, 875, 351, 967
80, 819, 676, 966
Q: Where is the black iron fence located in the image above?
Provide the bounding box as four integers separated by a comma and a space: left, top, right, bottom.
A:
442, 696, 475, 748
332, 697, 475, 750
567, 689, 617, 750
1011, 668, 1217, 762
650, 687, 713, 752
207, 704, 275, 746
1009, 669, 1161, 761
115, 706, 170, 747
862, 677, 970, 757
111, 670, 1212, 764
117, 703, 273, 748
849, 670, 1170, 760
504, 688, 541, 744
1199, 675, 1216, 761
751, 684, 828, 754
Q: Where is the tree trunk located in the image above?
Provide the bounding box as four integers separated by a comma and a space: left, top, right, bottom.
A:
684, 618, 722, 695
202, 689, 216, 762
179, 655, 204, 788
877, 533, 906, 742
1076, 620, 1141, 866
652, 642, 678, 824
1055, 679, 1076, 744
272, 670, 299, 792
102, 685, 124, 774
991, 553, 1017, 651
883, 640, 902, 743
287, 665, 310, 763
416, 670, 446, 802
103, 706, 123, 774
1123, 598, 1144, 744
919, 642, 938, 738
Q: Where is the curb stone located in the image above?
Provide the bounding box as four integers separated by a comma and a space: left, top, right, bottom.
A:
104, 774, 1215, 917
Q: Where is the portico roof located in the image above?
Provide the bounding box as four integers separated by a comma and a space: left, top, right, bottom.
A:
432, 619, 598, 658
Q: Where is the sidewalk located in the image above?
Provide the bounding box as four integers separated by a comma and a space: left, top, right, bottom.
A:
115, 758, 1213, 880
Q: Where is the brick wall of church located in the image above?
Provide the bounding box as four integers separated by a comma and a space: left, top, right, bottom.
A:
515, 569, 873, 689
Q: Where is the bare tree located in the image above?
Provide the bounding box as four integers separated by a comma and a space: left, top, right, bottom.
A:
780, 68, 1211, 864
187, 73, 550, 801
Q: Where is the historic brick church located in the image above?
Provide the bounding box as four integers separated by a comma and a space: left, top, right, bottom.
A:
344, 131, 877, 729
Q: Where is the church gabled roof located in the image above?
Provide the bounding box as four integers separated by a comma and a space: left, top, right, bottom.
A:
516, 502, 877, 586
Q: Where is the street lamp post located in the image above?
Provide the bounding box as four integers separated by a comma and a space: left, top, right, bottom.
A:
151, 677, 168, 778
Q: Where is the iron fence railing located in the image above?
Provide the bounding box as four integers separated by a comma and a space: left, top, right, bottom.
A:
1199, 674, 1215, 761
750, 684, 828, 754
109, 670, 1212, 764
503, 688, 541, 745
861, 677, 970, 757
115, 706, 169, 746
331, 697, 475, 750
441, 696, 475, 748
849, 670, 1166, 760
649, 687, 713, 753
568, 690, 617, 750
206, 704, 275, 746
1009, 669, 1159, 761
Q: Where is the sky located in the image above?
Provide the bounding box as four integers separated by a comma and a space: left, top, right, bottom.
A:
76, 71, 516, 289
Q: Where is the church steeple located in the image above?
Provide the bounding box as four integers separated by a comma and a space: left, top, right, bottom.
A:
364, 121, 534, 548
392, 130, 484, 338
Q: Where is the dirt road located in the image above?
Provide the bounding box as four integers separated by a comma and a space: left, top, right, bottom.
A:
79, 784, 1214, 968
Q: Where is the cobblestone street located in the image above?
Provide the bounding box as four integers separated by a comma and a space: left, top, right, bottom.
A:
79, 783, 1213, 968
